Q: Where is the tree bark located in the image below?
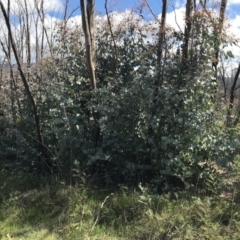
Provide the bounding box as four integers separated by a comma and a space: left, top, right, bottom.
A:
182, 0, 193, 71
80, 0, 96, 90
23, 0, 31, 68
212, 0, 228, 74
227, 63, 240, 125
105, 0, 118, 70
157, 0, 168, 86
80, 0, 99, 147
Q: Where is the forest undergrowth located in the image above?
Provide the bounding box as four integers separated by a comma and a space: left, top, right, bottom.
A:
1, 156, 240, 240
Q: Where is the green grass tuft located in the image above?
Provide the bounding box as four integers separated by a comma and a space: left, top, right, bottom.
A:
1, 166, 240, 239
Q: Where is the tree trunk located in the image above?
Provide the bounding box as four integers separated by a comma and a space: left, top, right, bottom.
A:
227, 63, 240, 125
34, 0, 53, 59
80, 0, 96, 90
157, 0, 168, 86
105, 0, 118, 70
182, 0, 193, 72
212, 0, 228, 74
80, 0, 99, 147
23, 0, 31, 68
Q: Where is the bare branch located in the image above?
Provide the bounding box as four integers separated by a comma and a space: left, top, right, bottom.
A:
105, 0, 118, 69
143, 0, 161, 24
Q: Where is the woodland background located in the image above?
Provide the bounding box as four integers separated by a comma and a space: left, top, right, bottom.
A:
1, 0, 240, 239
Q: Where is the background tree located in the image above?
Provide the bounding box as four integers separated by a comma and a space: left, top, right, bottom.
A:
0, 0, 238, 193
0, 0, 45, 166
80, 0, 99, 147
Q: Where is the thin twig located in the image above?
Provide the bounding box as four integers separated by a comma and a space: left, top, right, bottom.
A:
91, 193, 114, 232
229, 187, 236, 227
143, 0, 160, 24
171, 4, 183, 33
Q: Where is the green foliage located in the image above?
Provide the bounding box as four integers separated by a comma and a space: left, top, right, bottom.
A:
0, 11, 239, 194
1, 6, 240, 240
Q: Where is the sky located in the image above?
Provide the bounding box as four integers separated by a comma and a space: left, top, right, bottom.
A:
65, 0, 240, 18
0, 0, 239, 67
1, 0, 239, 21
65, 0, 240, 45
4, 0, 237, 25
66, 0, 161, 16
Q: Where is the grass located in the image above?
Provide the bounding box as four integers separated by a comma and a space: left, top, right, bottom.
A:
1, 165, 240, 239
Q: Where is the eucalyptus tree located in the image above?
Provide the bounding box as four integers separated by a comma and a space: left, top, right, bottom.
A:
80, 0, 99, 147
